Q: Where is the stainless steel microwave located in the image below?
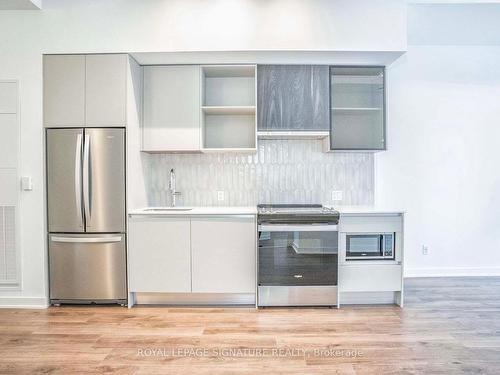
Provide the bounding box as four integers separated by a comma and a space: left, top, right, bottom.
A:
345, 233, 395, 260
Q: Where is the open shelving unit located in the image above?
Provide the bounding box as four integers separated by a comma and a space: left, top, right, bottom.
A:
201, 65, 257, 152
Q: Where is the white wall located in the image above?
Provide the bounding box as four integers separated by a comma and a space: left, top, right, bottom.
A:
0, 0, 406, 306
377, 5, 500, 276
3, 0, 499, 306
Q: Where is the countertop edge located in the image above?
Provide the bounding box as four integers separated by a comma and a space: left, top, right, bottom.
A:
128, 207, 258, 216
329, 206, 405, 215
129, 206, 404, 216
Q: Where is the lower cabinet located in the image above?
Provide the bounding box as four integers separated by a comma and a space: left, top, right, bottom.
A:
128, 217, 191, 292
191, 217, 256, 293
339, 264, 402, 292
128, 215, 256, 295
338, 212, 404, 306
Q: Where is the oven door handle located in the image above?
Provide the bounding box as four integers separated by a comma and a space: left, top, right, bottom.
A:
258, 224, 338, 232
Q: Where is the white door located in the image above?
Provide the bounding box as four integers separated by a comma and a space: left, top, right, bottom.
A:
43, 55, 85, 127
143, 66, 201, 151
128, 217, 191, 293
85, 54, 127, 126
191, 216, 255, 293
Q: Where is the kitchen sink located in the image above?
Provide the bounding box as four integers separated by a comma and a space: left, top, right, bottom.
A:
143, 207, 193, 212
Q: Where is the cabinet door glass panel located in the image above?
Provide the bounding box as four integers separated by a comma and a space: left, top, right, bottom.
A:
330, 67, 385, 150
258, 230, 338, 286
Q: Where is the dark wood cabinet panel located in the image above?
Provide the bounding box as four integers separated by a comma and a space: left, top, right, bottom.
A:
257, 65, 329, 131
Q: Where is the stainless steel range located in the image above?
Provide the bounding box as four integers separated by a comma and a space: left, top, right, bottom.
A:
257, 204, 340, 307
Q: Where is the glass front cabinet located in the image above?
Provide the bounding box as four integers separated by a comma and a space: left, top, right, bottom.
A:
329, 66, 386, 151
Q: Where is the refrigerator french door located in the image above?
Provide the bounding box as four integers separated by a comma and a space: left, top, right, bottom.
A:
46, 128, 127, 305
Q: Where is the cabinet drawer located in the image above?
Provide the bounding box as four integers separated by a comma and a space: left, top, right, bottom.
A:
340, 214, 402, 233
339, 264, 402, 292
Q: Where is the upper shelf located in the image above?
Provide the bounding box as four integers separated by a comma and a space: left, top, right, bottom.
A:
202, 106, 255, 115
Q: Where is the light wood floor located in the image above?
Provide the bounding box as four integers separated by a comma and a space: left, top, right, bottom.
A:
1, 277, 500, 374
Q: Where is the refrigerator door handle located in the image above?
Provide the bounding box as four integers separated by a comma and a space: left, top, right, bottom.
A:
83, 133, 91, 225
51, 236, 122, 243
74, 133, 83, 228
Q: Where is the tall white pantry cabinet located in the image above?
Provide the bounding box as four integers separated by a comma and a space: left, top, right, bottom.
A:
43, 54, 128, 127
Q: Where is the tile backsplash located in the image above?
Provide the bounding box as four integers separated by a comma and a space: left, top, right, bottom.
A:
145, 139, 374, 207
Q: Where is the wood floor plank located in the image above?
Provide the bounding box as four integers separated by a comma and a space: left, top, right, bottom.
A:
0, 277, 499, 374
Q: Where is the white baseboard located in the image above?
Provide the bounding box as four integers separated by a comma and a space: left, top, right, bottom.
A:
0, 297, 49, 309
405, 267, 500, 278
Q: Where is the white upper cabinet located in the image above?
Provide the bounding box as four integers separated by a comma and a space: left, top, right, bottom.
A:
85, 54, 127, 126
43, 54, 127, 127
43, 55, 86, 127
191, 216, 256, 293
142, 65, 201, 152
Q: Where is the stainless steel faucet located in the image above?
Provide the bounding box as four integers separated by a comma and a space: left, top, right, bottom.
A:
169, 168, 181, 207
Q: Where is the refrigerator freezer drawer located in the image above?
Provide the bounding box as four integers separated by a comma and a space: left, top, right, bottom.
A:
49, 234, 127, 302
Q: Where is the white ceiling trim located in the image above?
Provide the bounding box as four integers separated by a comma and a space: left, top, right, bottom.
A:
130, 50, 405, 67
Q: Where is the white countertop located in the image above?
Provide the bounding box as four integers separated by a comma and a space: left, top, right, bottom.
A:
130, 205, 403, 216
332, 206, 405, 215
129, 206, 257, 216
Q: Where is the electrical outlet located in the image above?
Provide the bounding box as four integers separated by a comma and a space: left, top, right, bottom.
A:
217, 191, 225, 201
422, 245, 429, 255
331, 190, 343, 201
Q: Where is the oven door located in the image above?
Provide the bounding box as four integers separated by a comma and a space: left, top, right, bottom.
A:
258, 224, 338, 306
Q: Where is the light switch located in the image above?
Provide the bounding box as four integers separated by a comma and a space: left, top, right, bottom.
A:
21, 176, 32, 191
217, 191, 225, 201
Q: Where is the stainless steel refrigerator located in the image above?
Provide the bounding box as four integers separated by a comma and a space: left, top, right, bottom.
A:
46, 128, 127, 305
